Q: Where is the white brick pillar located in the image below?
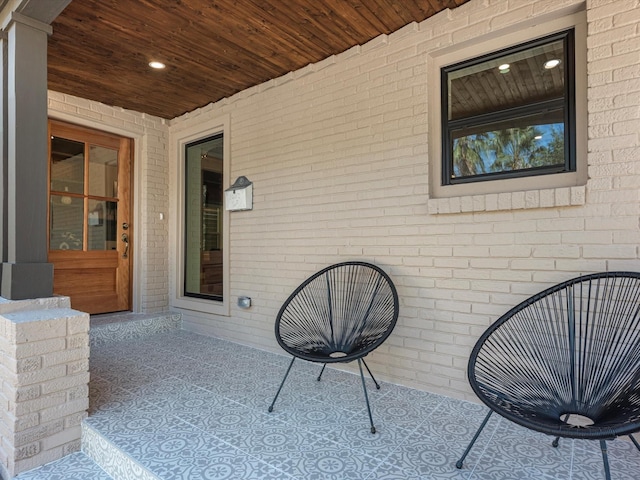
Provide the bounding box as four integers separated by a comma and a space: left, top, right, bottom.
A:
0, 297, 89, 478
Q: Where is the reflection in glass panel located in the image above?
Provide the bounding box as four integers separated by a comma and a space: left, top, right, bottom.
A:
89, 145, 118, 198
184, 134, 223, 300
50, 137, 85, 194
451, 110, 565, 179
448, 38, 565, 120
88, 200, 117, 251
50, 195, 83, 250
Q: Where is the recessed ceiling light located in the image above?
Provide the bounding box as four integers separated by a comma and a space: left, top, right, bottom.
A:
498, 63, 510, 74
149, 61, 166, 69
544, 59, 561, 69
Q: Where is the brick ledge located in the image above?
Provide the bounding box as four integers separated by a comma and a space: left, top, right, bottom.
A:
428, 185, 586, 214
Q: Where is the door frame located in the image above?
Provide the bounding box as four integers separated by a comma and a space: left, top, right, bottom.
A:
48, 111, 142, 312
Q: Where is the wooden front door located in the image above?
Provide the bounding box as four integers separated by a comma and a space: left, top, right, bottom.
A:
48, 120, 133, 314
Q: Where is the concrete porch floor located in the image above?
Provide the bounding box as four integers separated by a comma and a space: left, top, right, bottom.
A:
15, 327, 640, 479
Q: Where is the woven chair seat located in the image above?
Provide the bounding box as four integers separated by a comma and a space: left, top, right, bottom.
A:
268, 261, 399, 433
457, 271, 640, 479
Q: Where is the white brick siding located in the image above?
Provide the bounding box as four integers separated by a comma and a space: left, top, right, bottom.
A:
168, 0, 640, 401
46, 0, 639, 403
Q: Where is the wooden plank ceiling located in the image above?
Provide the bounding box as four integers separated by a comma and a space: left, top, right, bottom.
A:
48, 0, 469, 119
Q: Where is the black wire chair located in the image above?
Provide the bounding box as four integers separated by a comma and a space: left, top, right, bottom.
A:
456, 271, 640, 479
268, 261, 399, 434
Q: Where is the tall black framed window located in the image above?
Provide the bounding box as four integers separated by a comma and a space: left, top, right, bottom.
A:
441, 29, 576, 185
184, 134, 224, 300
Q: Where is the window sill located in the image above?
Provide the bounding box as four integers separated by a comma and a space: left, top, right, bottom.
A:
172, 296, 230, 317
427, 185, 585, 215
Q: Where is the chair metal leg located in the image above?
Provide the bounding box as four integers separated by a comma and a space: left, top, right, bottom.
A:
361, 358, 381, 389
553, 414, 570, 448
630, 434, 640, 452
456, 410, 493, 469
357, 358, 376, 434
600, 440, 612, 480
268, 357, 296, 413
317, 363, 327, 381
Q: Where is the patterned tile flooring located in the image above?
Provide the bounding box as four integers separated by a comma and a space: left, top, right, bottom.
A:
18, 330, 640, 480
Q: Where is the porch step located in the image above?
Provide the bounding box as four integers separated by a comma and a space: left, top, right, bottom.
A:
14, 314, 183, 480
14, 423, 153, 480
14, 411, 170, 480
90, 311, 182, 346
82, 423, 158, 480
13, 451, 113, 480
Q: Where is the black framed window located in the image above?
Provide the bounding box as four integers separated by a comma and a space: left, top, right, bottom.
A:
184, 134, 224, 300
441, 29, 576, 185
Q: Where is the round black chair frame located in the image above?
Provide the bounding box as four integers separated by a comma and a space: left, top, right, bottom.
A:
267, 261, 399, 434
456, 271, 640, 479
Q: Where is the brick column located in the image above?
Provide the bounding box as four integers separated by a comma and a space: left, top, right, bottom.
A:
0, 297, 89, 478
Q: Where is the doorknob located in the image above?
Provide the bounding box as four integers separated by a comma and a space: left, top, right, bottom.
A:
121, 233, 129, 259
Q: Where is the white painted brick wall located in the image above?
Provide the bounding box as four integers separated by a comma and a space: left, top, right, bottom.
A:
167, 0, 640, 402
43, 0, 640, 403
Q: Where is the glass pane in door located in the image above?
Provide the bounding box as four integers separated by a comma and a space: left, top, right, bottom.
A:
88, 200, 118, 251
89, 145, 118, 198
50, 137, 84, 194
50, 196, 83, 250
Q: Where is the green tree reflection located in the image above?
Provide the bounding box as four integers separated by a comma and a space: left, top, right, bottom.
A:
452, 125, 564, 178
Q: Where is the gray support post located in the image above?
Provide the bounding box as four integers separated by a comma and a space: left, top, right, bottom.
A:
0, 31, 7, 265
0, 12, 53, 299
